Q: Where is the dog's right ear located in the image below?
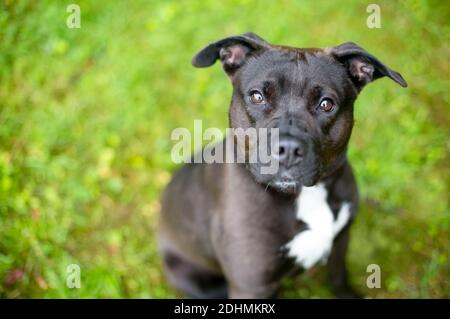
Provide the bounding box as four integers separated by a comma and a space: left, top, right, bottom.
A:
330, 42, 407, 90
192, 32, 269, 76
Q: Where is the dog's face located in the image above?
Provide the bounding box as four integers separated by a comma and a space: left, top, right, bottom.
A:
193, 33, 406, 194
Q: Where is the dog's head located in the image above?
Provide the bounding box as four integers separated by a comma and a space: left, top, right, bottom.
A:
192, 33, 407, 194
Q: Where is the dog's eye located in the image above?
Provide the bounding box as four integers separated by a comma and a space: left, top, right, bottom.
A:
249, 91, 265, 105
319, 98, 335, 112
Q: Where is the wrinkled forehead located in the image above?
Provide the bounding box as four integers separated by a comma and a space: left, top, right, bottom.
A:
239, 49, 348, 93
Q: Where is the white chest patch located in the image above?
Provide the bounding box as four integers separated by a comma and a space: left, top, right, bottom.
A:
283, 183, 351, 269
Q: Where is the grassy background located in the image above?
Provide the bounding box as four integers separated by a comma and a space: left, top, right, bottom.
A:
0, 0, 449, 298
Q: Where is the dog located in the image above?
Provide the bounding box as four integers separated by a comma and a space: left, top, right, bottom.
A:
159, 33, 407, 298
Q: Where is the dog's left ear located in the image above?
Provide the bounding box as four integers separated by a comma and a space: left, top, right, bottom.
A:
192, 32, 269, 76
330, 42, 407, 90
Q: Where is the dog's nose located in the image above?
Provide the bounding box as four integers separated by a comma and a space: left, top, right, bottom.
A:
274, 138, 304, 167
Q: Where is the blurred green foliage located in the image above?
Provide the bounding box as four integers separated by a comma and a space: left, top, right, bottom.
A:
0, 0, 448, 298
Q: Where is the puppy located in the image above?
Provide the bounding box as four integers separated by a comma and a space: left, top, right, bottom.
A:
160, 33, 407, 298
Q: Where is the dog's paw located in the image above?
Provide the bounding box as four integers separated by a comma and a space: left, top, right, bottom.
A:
284, 230, 332, 269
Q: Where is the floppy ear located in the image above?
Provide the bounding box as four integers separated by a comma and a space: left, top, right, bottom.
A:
192, 32, 269, 75
331, 42, 407, 90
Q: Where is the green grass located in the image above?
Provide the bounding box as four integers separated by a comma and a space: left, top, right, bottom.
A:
0, 0, 449, 298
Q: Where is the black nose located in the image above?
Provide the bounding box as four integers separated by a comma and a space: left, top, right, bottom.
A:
274, 138, 304, 167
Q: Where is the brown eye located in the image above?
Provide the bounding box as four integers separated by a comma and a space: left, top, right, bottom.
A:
250, 91, 265, 104
319, 98, 335, 112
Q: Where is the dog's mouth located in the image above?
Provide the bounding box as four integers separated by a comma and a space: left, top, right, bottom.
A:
267, 168, 321, 194
271, 179, 299, 193
246, 143, 322, 193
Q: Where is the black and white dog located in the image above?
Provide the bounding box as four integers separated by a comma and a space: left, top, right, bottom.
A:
160, 33, 407, 298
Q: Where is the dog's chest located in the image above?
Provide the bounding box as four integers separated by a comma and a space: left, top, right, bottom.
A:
283, 183, 351, 269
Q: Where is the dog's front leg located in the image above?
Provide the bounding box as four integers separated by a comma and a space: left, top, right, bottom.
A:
216, 238, 283, 299
327, 223, 361, 298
